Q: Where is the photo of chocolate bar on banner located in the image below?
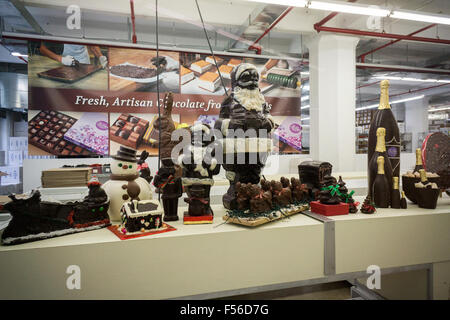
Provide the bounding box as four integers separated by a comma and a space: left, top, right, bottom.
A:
180, 52, 230, 95
271, 116, 303, 155
28, 110, 109, 157
109, 113, 180, 156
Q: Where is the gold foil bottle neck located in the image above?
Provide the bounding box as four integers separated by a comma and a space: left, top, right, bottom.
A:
419, 169, 427, 183
379, 80, 391, 110
393, 177, 399, 189
415, 148, 423, 165
375, 127, 386, 152
377, 156, 385, 175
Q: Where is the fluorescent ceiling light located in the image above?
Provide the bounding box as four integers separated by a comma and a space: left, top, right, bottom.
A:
428, 106, 450, 112
302, 104, 310, 109
301, 95, 309, 101
356, 95, 425, 111
247, 1, 450, 26
309, 1, 389, 17
247, 0, 307, 6
11, 52, 28, 57
390, 10, 450, 25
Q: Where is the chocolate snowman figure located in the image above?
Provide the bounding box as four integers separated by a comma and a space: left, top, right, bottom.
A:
103, 146, 152, 222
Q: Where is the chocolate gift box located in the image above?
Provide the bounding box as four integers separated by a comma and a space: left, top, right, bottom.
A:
110, 113, 149, 149
64, 112, 109, 155
273, 117, 302, 151
28, 110, 92, 156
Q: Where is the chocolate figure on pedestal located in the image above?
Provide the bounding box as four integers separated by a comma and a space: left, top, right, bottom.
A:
152, 92, 183, 222
178, 123, 220, 217
215, 63, 274, 209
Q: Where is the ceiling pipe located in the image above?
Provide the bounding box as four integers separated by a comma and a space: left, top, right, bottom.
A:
248, 6, 294, 54
130, 0, 137, 44
313, 0, 358, 29
358, 24, 437, 63
356, 62, 450, 75
315, 25, 450, 45
360, 82, 450, 104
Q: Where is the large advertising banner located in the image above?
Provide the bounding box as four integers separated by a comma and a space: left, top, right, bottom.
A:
28, 40, 303, 157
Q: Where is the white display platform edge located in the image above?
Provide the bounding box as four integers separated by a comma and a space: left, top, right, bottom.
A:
1, 196, 449, 299
0, 205, 325, 299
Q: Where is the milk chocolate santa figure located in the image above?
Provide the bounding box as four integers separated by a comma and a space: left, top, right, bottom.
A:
152, 92, 183, 222
215, 63, 274, 209
178, 123, 220, 217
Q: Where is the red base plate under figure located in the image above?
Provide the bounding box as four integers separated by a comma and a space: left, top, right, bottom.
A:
183, 212, 214, 225
310, 201, 349, 216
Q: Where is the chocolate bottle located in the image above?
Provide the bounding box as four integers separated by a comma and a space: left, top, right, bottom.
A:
400, 191, 407, 209
372, 156, 390, 208
368, 127, 393, 200
416, 169, 432, 189
413, 148, 424, 173
391, 177, 401, 209
368, 80, 401, 178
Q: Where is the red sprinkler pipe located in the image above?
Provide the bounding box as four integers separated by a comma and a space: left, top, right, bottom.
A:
130, 0, 137, 43
358, 24, 437, 62
315, 26, 450, 45
248, 6, 294, 54
313, 0, 358, 29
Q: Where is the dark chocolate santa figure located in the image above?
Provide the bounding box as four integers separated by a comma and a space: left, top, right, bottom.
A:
215, 63, 274, 210
178, 123, 220, 217
84, 176, 108, 204
152, 92, 183, 222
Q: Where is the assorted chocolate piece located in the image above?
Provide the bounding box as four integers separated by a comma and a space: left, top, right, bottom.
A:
28, 110, 92, 156
110, 113, 149, 149
360, 195, 376, 214
109, 65, 161, 79
232, 177, 308, 215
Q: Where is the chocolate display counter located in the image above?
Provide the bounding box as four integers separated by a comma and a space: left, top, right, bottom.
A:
1, 193, 449, 299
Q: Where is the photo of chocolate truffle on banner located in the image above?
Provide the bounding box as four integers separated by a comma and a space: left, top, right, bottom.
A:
180, 52, 231, 95
108, 47, 180, 93
28, 110, 109, 157
109, 112, 181, 156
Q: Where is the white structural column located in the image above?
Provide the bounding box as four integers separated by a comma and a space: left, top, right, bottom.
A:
404, 97, 429, 151
307, 34, 359, 172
